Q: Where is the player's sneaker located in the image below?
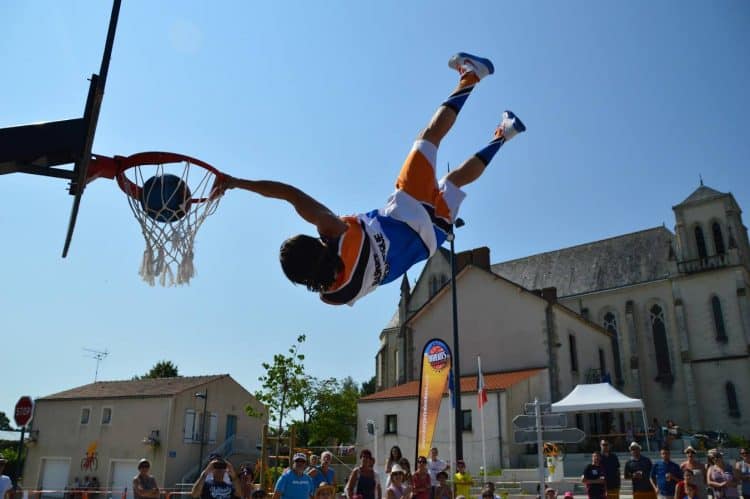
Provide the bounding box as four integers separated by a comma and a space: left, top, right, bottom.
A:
449, 52, 494, 80
494, 110, 526, 142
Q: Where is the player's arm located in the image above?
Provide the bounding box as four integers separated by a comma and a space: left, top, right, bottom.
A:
222, 177, 347, 237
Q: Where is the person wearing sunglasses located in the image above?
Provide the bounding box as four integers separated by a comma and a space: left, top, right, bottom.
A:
680, 447, 706, 499
274, 453, 315, 499
411, 457, 431, 499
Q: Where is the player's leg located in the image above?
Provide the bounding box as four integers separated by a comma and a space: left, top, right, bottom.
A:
420, 52, 494, 147
445, 110, 526, 188
396, 53, 494, 202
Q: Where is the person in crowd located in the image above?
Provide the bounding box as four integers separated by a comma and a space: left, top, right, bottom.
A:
544, 488, 557, 499
346, 449, 381, 499
315, 483, 335, 499
707, 449, 738, 499
133, 459, 160, 499
433, 471, 451, 499
238, 463, 256, 499
685, 483, 700, 499
674, 469, 695, 499
453, 460, 472, 498
427, 448, 449, 496
192, 455, 242, 499
0, 455, 12, 499
309, 451, 335, 490
564, 493, 574, 499
306, 456, 320, 476
480, 485, 499, 499
600, 440, 621, 499
680, 447, 706, 499
411, 456, 431, 499
386, 447, 404, 478
625, 442, 655, 499
398, 458, 413, 484
650, 447, 681, 499
582, 451, 607, 499
734, 448, 750, 499
386, 464, 409, 499
273, 453, 314, 499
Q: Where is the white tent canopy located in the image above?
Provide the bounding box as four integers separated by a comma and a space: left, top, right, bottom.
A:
551, 383, 651, 450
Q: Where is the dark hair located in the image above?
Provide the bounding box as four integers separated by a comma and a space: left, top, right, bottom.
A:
280, 235, 342, 292
251, 490, 267, 499
437, 471, 448, 479
359, 449, 373, 458
661, 446, 671, 452
390, 446, 403, 460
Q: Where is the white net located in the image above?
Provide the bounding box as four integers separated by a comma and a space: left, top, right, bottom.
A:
119, 159, 222, 286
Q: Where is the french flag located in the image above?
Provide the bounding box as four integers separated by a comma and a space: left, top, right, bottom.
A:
477, 356, 488, 409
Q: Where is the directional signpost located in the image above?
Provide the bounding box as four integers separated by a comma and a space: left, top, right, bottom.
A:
513, 398, 587, 495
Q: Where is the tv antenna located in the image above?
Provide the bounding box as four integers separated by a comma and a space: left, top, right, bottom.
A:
83, 348, 109, 382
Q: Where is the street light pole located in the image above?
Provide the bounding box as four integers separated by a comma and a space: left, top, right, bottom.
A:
195, 391, 208, 473
448, 218, 465, 461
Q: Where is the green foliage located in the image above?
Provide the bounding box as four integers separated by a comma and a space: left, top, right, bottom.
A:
255, 335, 307, 434
141, 360, 180, 379
0, 411, 11, 431
305, 376, 360, 446
360, 376, 376, 396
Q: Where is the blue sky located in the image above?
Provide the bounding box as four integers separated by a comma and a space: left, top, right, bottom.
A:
1, 1, 748, 428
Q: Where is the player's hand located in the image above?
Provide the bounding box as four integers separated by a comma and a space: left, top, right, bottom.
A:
212, 174, 233, 198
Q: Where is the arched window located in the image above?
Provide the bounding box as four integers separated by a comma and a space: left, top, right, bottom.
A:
726, 381, 740, 418
695, 226, 708, 260
603, 312, 624, 385
649, 304, 673, 382
712, 222, 726, 255
711, 296, 728, 342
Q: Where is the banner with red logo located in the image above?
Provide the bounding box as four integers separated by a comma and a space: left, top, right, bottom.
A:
416, 338, 452, 460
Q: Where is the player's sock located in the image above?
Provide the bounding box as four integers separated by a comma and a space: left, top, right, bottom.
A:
475, 110, 526, 165
441, 73, 480, 114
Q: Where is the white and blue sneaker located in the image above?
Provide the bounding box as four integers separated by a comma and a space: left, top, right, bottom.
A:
494, 110, 526, 142
448, 52, 495, 80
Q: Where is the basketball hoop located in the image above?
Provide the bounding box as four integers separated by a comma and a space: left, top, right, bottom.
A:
88, 152, 225, 286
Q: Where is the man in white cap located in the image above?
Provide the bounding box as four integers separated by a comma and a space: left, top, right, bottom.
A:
0, 454, 12, 499
624, 442, 655, 499
273, 453, 314, 499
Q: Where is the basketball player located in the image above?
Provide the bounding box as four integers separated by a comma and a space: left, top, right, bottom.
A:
217, 52, 526, 305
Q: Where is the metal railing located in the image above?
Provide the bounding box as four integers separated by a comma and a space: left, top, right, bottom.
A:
677, 253, 729, 274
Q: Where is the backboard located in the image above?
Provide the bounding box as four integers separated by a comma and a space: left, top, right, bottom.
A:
0, 0, 122, 257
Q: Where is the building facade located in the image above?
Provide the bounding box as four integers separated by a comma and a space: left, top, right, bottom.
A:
23, 375, 267, 495
370, 184, 749, 447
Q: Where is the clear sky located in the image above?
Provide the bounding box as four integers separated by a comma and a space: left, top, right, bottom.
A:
1, 1, 748, 429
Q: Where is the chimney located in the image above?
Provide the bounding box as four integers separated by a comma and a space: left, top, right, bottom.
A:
472, 246, 490, 270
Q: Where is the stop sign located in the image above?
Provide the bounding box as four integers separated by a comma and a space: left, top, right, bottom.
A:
14, 396, 34, 427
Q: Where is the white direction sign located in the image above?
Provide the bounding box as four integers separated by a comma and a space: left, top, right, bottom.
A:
512, 413, 568, 429
524, 402, 551, 414
513, 427, 586, 444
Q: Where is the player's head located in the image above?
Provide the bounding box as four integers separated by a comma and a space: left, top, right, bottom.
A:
279, 235, 342, 292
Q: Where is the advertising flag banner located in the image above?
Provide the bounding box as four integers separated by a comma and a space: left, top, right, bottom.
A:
416, 338, 452, 460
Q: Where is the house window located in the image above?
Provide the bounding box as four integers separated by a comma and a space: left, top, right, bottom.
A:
461, 410, 473, 432
80, 408, 91, 425
101, 407, 112, 425
712, 222, 726, 255
208, 413, 218, 443
568, 334, 578, 372
385, 414, 398, 434
649, 304, 673, 382
695, 226, 708, 260
184, 409, 196, 442
711, 296, 728, 342
575, 414, 584, 430
603, 312, 624, 385
726, 381, 740, 418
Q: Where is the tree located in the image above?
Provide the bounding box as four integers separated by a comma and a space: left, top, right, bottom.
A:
306, 376, 360, 446
361, 375, 376, 396
141, 360, 180, 379
253, 335, 307, 454
0, 411, 11, 431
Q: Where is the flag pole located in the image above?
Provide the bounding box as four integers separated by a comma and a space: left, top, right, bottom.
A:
448, 369, 455, 477
478, 356, 487, 483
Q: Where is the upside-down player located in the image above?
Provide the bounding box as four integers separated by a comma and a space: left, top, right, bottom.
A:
218, 52, 526, 305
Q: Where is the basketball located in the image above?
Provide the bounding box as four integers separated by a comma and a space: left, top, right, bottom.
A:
140, 174, 192, 222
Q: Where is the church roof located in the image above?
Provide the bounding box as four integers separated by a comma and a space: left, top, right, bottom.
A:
675, 185, 726, 207
491, 227, 675, 297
